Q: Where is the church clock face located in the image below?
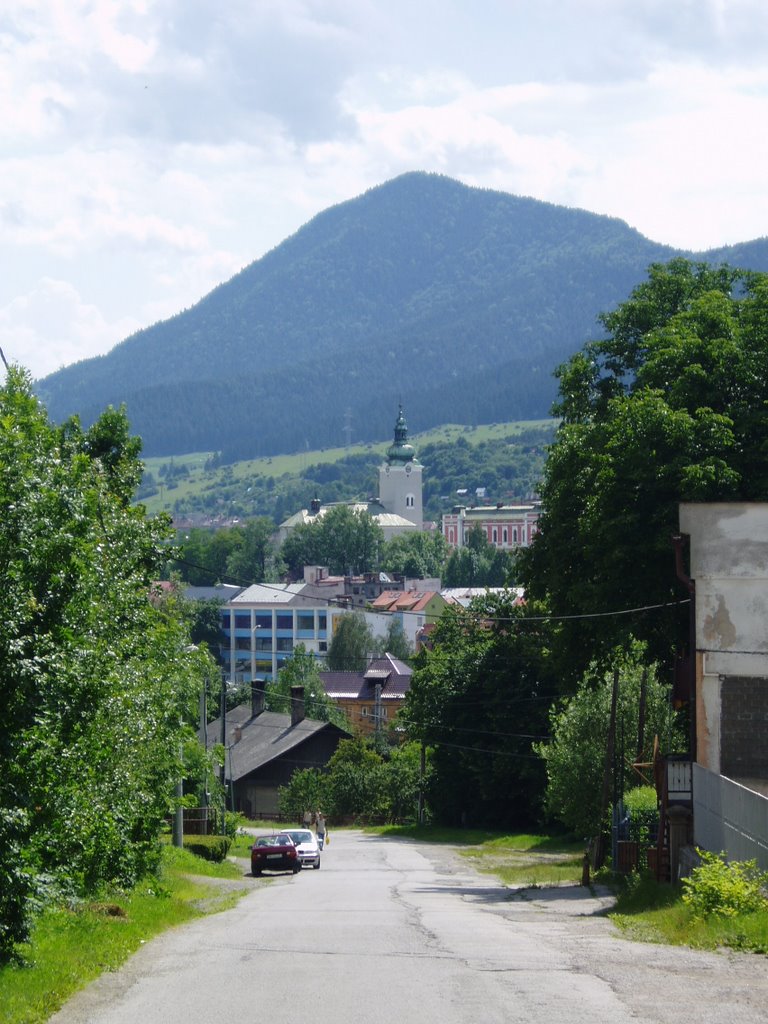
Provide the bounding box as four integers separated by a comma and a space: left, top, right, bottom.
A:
385, 465, 390, 474
405, 462, 412, 474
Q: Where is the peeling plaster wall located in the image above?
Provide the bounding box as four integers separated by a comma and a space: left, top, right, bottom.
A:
679, 503, 768, 776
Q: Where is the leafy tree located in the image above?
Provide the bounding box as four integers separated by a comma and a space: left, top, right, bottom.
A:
380, 530, 449, 578
402, 597, 555, 828
321, 506, 383, 575
443, 525, 516, 587
378, 618, 413, 663
281, 521, 324, 578
520, 259, 768, 682
175, 527, 240, 585
0, 369, 198, 960
323, 739, 386, 819
225, 517, 283, 583
184, 596, 226, 652
277, 768, 327, 823
535, 644, 682, 838
327, 611, 375, 672
266, 645, 348, 728
380, 742, 425, 823
281, 505, 384, 578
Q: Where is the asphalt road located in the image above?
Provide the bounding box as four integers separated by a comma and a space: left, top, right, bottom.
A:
50, 830, 768, 1024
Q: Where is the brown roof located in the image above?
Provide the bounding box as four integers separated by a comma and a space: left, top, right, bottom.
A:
321, 653, 412, 701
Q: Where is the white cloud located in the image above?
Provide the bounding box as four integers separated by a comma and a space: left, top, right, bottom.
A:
2, 0, 768, 382
0, 278, 142, 379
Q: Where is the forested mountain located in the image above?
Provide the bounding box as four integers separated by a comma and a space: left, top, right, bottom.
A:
37, 173, 768, 460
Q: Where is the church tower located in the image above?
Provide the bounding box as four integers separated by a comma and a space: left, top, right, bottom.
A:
378, 405, 423, 528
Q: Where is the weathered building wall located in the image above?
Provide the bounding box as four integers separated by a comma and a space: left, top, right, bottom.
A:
679, 503, 768, 779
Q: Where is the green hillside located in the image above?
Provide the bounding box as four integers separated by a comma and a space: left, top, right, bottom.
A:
139, 419, 554, 525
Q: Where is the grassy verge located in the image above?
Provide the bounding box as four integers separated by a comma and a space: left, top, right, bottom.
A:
366, 824, 585, 886
609, 871, 768, 953
0, 846, 250, 1024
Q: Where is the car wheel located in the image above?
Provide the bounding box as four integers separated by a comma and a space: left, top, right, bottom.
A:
313, 859, 321, 869
293, 865, 301, 874
253, 868, 262, 877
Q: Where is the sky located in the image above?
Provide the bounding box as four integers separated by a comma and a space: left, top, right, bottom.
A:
3, 0, 768, 381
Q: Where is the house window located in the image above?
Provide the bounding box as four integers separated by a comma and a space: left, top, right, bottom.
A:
296, 612, 314, 632
318, 613, 327, 630
513, 527, 518, 543
276, 613, 293, 630
255, 613, 271, 630
492, 528, 498, 544
235, 613, 250, 629
319, 641, 327, 652
276, 637, 294, 653
503, 528, 508, 544
406, 494, 415, 508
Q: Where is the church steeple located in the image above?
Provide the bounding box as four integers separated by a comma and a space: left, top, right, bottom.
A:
379, 404, 422, 529
386, 405, 418, 466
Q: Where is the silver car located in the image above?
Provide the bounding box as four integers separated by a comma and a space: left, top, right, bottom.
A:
280, 828, 321, 869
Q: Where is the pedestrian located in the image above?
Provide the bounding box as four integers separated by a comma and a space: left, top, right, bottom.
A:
302, 808, 312, 828
315, 811, 327, 850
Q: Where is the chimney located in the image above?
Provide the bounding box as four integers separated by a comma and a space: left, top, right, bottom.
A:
290, 685, 305, 726
251, 679, 266, 718
231, 724, 242, 744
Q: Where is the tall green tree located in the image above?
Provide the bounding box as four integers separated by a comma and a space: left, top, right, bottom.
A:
402, 597, 555, 828
281, 505, 384, 577
520, 259, 768, 682
378, 618, 413, 663
535, 644, 682, 837
0, 369, 198, 960
225, 517, 283, 583
326, 611, 375, 672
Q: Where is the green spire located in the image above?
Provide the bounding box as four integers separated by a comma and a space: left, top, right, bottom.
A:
386, 405, 418, 465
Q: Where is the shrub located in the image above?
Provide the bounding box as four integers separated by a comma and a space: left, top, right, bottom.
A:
681, 850, 768, 918
183, 836, 232, 863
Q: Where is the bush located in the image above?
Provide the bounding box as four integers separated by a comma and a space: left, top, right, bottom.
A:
682, 850, 768, 918
183, 836, 232, 863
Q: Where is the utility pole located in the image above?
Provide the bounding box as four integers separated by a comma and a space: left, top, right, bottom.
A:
220, 667, 227, 836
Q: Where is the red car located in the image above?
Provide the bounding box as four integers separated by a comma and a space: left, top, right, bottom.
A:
251, 833, 301, 876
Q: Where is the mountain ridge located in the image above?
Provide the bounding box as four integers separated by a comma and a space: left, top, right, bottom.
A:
37, 172, 768, 459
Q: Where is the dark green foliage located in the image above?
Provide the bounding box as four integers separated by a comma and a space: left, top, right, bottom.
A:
442, 525, 517, 587
379, 530, 449, 579
535, 647, 681, 837
0, 369, 198, 961
182, 835, 232, 862
327, 612, 375, 672
281, 506, 384, 577
402, 598, 555, 829
37, 172, 734, 460
171, 518, 282, 586
520, 259, 768, 682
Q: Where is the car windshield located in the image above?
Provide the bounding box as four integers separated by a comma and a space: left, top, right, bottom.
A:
284, 831, 313, 843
